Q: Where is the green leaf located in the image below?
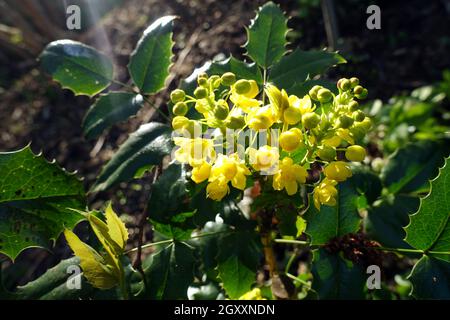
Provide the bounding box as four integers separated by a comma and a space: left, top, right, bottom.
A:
148, 163, 189, 222
245, 2, 288, 68
11, 257, 142, 300
39, 40, 113, 97
128, 16, 175, 94
217, 230, 261, 299
304, 178, 362, 245
408, 255, 450, 299
269, 48, 346, 93
381, 140, 450, 194
0, 146, 86, 260
143, 242, 195, 299
405, 157, 450, 260
366, 195, 420, 250
82, 92, 144, 140
91, 122, 172, 192
311, 248, 366, 299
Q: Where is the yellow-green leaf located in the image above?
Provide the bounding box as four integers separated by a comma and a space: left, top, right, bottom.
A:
105, 203, 128, 251
63, 229, 117, 290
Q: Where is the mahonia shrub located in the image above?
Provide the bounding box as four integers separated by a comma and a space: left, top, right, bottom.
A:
0, 2, 449, 301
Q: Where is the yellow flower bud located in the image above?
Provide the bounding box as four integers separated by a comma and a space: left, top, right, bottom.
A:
337, 78, 351, 91
350, 77, 359, 88
348, 100, 359, 112
225, 115, 245, 129
337, 114, 354, 129
279, 128, 303, 152
172, 102, 188, 116
194, 87, 208, 99
172, 116, 190, 130
302, 112, 320, 129
345, 145, 366, 162
221, 72, 236, 86
213, 99, 229, 120
353, 110, 365, 122
170, 89, 185, 103
234, 79, 251, 94
309, 85, 322, 101
283, 106, 302, 125
317, 89, 332, 103
324, 161, 352, 182
317, 145, 336, 161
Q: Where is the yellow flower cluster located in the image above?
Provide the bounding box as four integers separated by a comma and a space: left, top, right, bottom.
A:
170, 72, 371, 208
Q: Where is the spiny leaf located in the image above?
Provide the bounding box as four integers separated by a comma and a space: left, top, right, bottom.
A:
82, 92, 144, 140
311, 248, 366, 299
64, 229, 118, 290
405, 157, 450, 260
91, 122, 172, 192
0, 146, 86, 260
269, 48, 346, 94
39, 40, 113, 97
381, 140, 450, 194
216, 230, 262, 299
408, 255, 450, 299
245, 2, 288, 68
143, 242, 195, 299
128, 16, 175, 94
366, 195, 420, 250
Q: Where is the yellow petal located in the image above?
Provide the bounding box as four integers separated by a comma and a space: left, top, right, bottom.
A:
285, 180, 298, 195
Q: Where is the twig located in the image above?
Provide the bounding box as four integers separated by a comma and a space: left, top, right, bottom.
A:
321, 0, 340, 51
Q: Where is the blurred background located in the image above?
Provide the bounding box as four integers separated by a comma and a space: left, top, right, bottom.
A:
0, 0, 449, 293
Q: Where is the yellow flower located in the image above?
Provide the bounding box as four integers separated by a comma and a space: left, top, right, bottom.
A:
279, 128, 303, 152
248, 145, 279, 173
230, 80, 260, 112
313, 178, 338, 210
206, 176, 229, 201
288, 95, 314, 115
238, 288, 266, 300
207, 154, 250, 200
324, 161, 352, 182
336, 128, 355, 145
174, 137, 216, 167
246, 105, 278, 130
191, 161, 211, 183
322, 135, 341, 148
272, 157, 307, 195
265, 84, 289, 118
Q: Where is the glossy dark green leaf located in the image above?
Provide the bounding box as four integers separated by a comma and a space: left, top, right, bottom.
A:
91, 122, 172, 192
381, 140, 450, 194
0, 146, 86, 260
40, 40, 113, 96
245, 2, 288, 68
408, 255, 450, 299
143, 242, 195, 299
366, 195, 420, 250
148, 163, 189, 222
269, 48, 346, 94
128, 16, 175, 94
304, 178, 361, 245
82, 92, 144, 140
217, 230, 261, 299
405, 157, 450, 261
311, 248, 366, 299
